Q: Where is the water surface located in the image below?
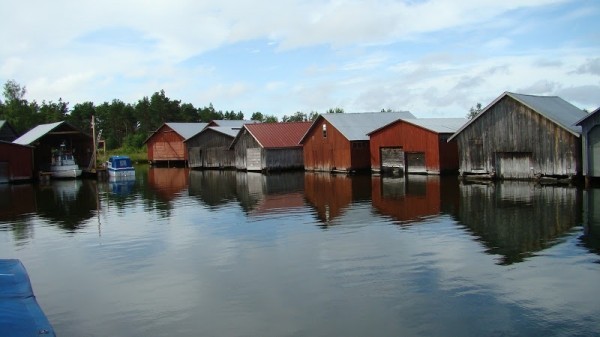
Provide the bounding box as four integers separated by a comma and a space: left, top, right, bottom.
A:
1, 166, 599, 337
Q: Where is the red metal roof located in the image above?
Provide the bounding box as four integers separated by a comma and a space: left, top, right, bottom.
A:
245, 122, 313, 148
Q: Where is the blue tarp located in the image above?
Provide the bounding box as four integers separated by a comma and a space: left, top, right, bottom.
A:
0, 259, 56, 337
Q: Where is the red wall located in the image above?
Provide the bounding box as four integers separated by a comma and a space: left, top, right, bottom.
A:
302, 117, 370, 171
369, 120, 458, 173
147, 125, 188, 162
0, 142, 33, 181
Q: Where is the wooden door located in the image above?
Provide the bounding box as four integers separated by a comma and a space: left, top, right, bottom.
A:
495, 152, 533, 179
246, 148, 262, 171
380, 147, 404, 174
406, 152, 426, 173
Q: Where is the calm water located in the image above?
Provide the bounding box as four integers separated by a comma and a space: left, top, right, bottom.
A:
1, 165, 599, 337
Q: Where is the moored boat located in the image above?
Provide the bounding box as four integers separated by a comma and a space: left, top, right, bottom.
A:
50, 149, 82, 179
106, 155, 135, 178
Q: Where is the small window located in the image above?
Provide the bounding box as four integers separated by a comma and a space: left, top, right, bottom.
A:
322, 124, 327, 138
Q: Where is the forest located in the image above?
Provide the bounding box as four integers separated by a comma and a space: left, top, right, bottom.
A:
0, 80, 342, 150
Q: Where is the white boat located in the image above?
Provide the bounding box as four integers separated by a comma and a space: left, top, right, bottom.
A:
106, 155, 135, 178
51, 151, 82, 179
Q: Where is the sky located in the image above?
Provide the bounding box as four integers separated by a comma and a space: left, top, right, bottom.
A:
1, 0, 599, 119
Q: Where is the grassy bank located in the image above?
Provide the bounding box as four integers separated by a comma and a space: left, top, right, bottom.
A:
97, 147, 148, 165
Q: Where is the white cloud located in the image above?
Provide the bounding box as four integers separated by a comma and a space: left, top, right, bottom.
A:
0, 0, 597, 119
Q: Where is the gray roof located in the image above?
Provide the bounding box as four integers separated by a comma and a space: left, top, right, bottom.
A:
210, 120, 258, 128
13, 122, 63, 145
371, 117, 467, 135
508, 92, 586, 135
320, 111, 416, 141
576, 106, 600, 126
204, 126, 241, 138
165, 123, 208, 140
449, 92, 586, 140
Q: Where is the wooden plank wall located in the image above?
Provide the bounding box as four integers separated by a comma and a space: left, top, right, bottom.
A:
456, 96, 581, 177
302, 118, 353, 172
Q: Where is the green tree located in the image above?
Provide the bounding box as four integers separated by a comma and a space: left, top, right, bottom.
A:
178, 103, 198, 122
282, 111, 308, 122
198, 103, 223, 122
1, 80, 38, 134
67, 102, 96, 133
39, 98, 69, 123
467, 103, 483, 120
96, 100, 136, 149
308, 111, 319, 121
326, 107, 344, 114
251, 111, 264, 121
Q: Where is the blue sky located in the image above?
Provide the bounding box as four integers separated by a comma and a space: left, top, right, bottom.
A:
1, 0, 599, 119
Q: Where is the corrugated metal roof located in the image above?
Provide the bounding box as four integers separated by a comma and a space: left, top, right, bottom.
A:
508, 92, 586, 134
371, 118, 467, 135
165, 123, 208, 140
449, 92, 587, 141
244, 122, 313, 148
13, 122, 63, 145
321, 111, 416, 141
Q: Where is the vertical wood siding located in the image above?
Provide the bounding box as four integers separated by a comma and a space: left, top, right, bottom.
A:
303, 118, 367, 172
369, 121, 458, 174
0, 143, 33, 181
233, 129, 261, 170
456, 96, 581, 178
147, 125, 187, 162
186, 130, 235, 168
579, 112, 600, 177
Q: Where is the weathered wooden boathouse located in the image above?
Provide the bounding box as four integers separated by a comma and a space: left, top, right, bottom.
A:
144, 123, 207, 166
576, 107, 600, 183
186, 126, 241, 169
448, 92, 587, 180
300, 112, 416, 173
230, 122, 312, 172
368, 118, 466, 175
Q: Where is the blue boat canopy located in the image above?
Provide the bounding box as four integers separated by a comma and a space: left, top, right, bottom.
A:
0, 259, 56, 336
108, 155, 133, 169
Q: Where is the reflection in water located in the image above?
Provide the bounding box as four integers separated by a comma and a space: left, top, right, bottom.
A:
36, 179, 99, 231
580, 188, 600, 258
457, 181, 583, 265
244, 172, 305, 216
375, 174, 436, 223
0, 184, 36, 242
147, 167, 190, 202
189, 170, 239, 208
304, 173, 371, 225
108, 176, 136, 196
1, 171, 600, 336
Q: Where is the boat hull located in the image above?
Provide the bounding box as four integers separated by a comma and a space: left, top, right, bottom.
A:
51, 166, 82, 179
107, 168, 135, 178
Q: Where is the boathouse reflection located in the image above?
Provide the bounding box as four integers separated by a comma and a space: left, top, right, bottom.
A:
457, 181, 582, 265
371, 175, 459, 225
304, 173, 371, 226
36, 179, 98, 230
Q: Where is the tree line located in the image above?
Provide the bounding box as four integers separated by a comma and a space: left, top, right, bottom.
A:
0, 80, 344, 150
